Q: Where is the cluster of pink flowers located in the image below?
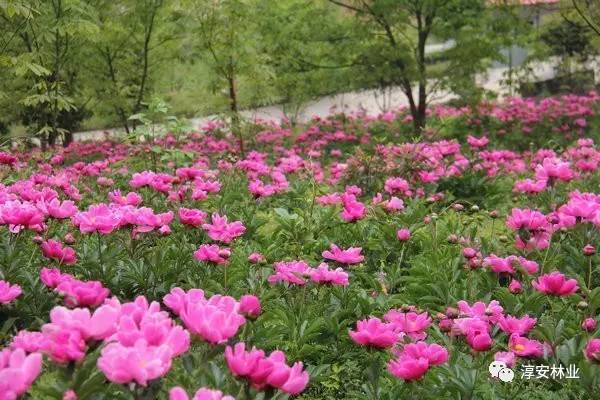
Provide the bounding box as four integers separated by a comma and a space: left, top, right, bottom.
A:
438, 300, 547, 361
40, 267, 110, 307
322, 244, 364, 265
40, 239, 77, 265
163, 287, 249, 344
268, 260, 349, 286
72, 203, 173, 236
194, 244, 231, 265
202, 213, 246, 243
0, 200, 45, 233
506, 208, 552, 250
225, 342, 309, 395
0, 348, 43, 398
349, 308, 432, 348
0, 280, 22, 305
388, 342, 448, 381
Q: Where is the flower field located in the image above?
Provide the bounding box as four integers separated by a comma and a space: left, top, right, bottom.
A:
1, 93, 600, 400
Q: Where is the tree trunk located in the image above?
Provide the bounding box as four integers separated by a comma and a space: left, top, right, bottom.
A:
63, 131, 73, 146
227, 72, 244, 156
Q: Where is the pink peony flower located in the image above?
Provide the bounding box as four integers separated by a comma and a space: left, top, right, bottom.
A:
109, 190, 143, 206
202, 213, 246, 243
384, 310, 431, 341
0, 200, 45, 232
169, 387, 235, 400
322, 244, 364, 265
193, 244, 231, 265
397, 228, 411, 241
508, 279, 523, 294
239, 295, 262, 318
388, 342, 448, 381
532, 272, 579, 296
494, 351, 516, 368
163, 288, 245, 344
509, 334, 545, 358
268, 261, 311, 285
349, 317, 398, 348
457, 300, 504, 323
0, 280, 22, 304
63, 389, 78, 400
0, 348, 43, 398
72, 204, 120, 235
585, 338, 600, 362
224, 342, 309, 395
308, 263, 349, 286
97, 340, 173, 386
178, 208, 207, 227
340, 193, 366, 222
582, 318, 597, 332
41, 239, 77, 265
506, 208, 552, 250
497, 315, 537, 336
248, 252, 265, 264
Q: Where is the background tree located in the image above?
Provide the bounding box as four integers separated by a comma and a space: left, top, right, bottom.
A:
85, 0, 176, 133
1, 0, 97, 147
322, 0, 507, 132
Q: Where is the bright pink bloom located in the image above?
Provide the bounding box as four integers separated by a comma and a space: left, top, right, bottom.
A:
38, 198, 78, 219
97, 340, 173, 386
0, 200, 45, 232
72, 204, 121, 235
397, 228, 411, 241
224, 342, 309, 395
109, 190, 143, 206
585, 338, 600, 362
384, 310, 431, 340
248, 252, 265, 263
349, 317, 397, 348
384, 177, 411, 196
340, 193, 366, 222
41, 239, 77, 265
467, 135, 489, 148
0, 348, 43, 398
532, 271, 579, 296
163, 288, 245, 344
506, 208, 552, 250
268, 261, 311, 285
239, 295, 262, 318
308, 263, 349, 286
63, 389, 78, 400
497, 315, 537, 336
508, 279, 523, 294
178, 208, 207, 227
322, 244, 364, 265
582, 318, 597, 332
0, 280, 21, 304
193, 244, 231, 265
534, 157, 576, 183
494, 351, 516, 368
388, 342, 448, 381
10, 330, 44, 353
202, 213, 246, 243
509, 334, 545, 358
457, 300, 504, 323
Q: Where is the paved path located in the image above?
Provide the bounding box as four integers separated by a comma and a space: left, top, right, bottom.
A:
74, 57, 600, 141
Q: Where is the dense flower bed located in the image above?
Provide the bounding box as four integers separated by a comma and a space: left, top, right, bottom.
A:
0, 93, 599, 399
